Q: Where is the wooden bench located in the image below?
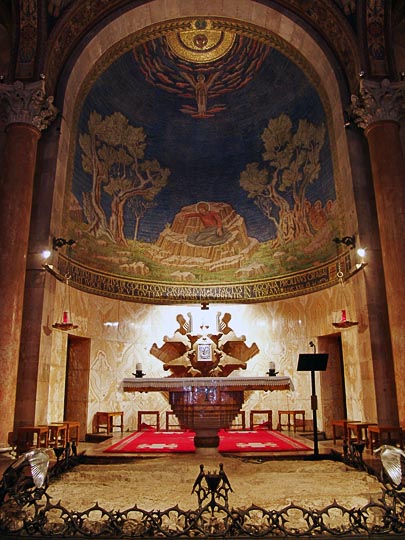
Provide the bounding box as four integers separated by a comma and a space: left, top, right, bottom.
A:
16, 426, 49, 455
48, 423, 67, 448
368, 425, 403, 451
331, 419, 358, 445
347, 421, 376, 447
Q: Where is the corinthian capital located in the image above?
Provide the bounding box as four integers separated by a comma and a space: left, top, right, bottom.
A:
0, 79, 58, 131
350, 78, 405, 130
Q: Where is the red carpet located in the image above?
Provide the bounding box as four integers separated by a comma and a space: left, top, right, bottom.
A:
218, 429, 311, 452
104, 430, 196, 453
103, 429, 311, 453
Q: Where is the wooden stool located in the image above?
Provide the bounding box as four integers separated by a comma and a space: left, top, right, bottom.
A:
48, 423, 67, 448
95, 411, 124, 434
165, 411, 183, 431
277, 410, 305, 432
250, 410, 272, 430
138, 411, 160, 431
229, 411, 246, 430
347, 421, 376, 447
368, 425, 403, 451
331, 419, 358, 445
16, 426, 49, 455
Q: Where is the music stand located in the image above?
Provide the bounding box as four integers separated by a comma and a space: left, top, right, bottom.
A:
297, 353, 329, 458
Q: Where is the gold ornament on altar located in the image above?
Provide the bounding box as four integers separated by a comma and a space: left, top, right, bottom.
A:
150, 312, 259, 377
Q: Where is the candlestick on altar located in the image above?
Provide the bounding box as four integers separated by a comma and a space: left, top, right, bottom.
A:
267, 362, 278, 376
133, 363, 145, 378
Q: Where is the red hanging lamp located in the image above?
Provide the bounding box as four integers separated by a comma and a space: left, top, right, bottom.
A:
52, 273, 78, 331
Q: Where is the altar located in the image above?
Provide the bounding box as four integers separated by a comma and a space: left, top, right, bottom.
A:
122, 376, 294, 447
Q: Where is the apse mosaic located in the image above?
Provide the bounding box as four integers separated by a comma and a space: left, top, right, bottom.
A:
65, 18, 340, 302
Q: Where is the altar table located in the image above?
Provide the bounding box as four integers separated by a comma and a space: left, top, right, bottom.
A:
122, 376, 293, 447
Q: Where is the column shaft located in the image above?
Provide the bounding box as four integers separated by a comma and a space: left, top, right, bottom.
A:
364, 120, 405, 423
0, 123, 40, 445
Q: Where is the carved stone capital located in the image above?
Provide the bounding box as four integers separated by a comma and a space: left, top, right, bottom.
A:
350, 78, 405, 130
0, 79, 58, 131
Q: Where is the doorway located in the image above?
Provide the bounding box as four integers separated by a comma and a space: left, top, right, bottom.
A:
317, 334, 346, 438
64, 335, 91, 441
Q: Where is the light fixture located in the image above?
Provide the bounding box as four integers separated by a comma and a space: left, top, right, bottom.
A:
52, 273, 78, 331
53, 237, 76, 251
331, 264, 359, 329
26, 249, 52, 271
201, 302, 209, 310
333, 235, 356, 249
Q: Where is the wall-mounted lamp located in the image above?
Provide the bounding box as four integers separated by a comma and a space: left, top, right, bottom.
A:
333, 235, 356, 250
53, 237, 76, 251
42, 263, 66, 282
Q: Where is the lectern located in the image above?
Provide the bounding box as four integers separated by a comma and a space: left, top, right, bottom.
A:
297, 352, 328, 458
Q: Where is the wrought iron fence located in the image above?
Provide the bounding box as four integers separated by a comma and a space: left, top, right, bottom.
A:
0, 443, 404, 539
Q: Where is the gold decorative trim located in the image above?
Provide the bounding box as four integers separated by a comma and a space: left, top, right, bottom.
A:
166, 19, 235, 63
57, 252, 355, 305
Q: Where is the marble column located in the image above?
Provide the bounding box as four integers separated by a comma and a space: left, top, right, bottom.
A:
351, 78, 405, 423
0, 80, 57, 446
346, 127, 398, 425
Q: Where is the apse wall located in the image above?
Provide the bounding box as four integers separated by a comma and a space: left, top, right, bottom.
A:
41, 268, 376, 438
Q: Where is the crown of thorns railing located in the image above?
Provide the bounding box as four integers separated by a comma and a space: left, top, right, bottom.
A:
0, 446, 405, 538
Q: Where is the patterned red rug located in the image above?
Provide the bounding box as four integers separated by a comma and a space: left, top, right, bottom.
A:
217, 429, 311, 452
103, 429, 311, 453
104, 430, 196, 453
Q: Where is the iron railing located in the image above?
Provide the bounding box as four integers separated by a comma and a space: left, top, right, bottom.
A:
0, 443, 404, 539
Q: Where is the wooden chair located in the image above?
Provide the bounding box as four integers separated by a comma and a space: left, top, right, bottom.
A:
250, 410, 273, 430
95, 411, 124, 434
229, 411, 246, 430
165, 411, 183, 431
138, 411, 160, 431
277, 410, 305, 432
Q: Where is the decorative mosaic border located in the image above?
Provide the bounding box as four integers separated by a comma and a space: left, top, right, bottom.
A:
57, 252, 353, 304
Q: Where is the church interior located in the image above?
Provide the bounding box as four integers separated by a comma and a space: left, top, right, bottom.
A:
0, 0, 405, 535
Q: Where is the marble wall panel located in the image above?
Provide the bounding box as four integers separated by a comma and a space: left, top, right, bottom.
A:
40, 267, 376, 436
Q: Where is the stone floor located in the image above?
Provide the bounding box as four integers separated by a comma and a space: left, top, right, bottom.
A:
0, 431, 387, 513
